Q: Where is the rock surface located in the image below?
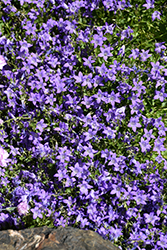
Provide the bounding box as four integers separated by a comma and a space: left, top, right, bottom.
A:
0, 225, 121, 250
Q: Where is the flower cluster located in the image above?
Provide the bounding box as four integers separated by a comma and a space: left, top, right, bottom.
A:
0, 0, 167, 249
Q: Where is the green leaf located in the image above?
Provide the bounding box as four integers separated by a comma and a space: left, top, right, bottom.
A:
0, 207, 17, 212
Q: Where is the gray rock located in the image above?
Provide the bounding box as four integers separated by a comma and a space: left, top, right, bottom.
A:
0, 225, 121, 250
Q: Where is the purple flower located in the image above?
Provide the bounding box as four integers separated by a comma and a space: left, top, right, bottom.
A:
108, 153, 119, 166
103, 108, 115, 122
87, 203, 97, 216
47, 55, 60, 68
36, 119, 48, 133
118, 45, 125, 57
154, 117, 164, 128
22, 61, 34, 74
140, 49, 151, 62
155, 154, 164, 163
96, 62, 107, 76
143, 0, 154, 9
0, 213, 9, 222
54, 78, 66, 93
82, 144, 97, 158
110, 184, 122, 198
65, 20, 77, 34
128, 93, 141, 105
164, 160, 167, 170
128, 116, 142, 132
103, 0, 114, 10
133, 191, 147, 205
93, 89, 107, 104
83, 129, 97, 142
117, 0, 127, 10
155, 78, 166, 88
54, 168, 67, 181
103, 127, 116, 139
35, 142, 51, 158
82, 74, 93, 89
17, 201, 29, 216
106, 91, 120, 107
69, 162, 84, 178
106, 68, 116, 81
143, 128, 155, 140
155, 42, 166, 54
56, 146, 72, 163
104, 23, 115, 34
152, 11, 161, 21
129, 48, 139, 59
157, 234, 167, 249
0, 55, 6, 70
144, 212, 159, 226
115, 106, 126, 119
77, 29, 90, 43
77, 180, 93, 195
129, 102, 143, 115
83, 56, 95, 68
151, 61, 164, 76
27, 53, 41, 67
108, 226, 122, 240
98, 45, 113, 60
28, 92, 39, 105
63, 57, 76, 71
132, 80, 146, 95
81, 113, 92, 127
64, 175, 76, 187
56, 216, 68, 227
1, 177, 9, 186
120, 26, 133, 40
0, 146, 9, 167
23, 21, 37, 36
2, 0, 11, 4
92, 75, 104, 88
158, 126, 167, 136
63, 196, 76, 208
106, 205, 118, 223
35, 69, 49, 82
73, 71, 84, 83
76, 213, 90, 228
154, 87, 167, 102
19, 40, 32, 53
91, 118, 100, 131
31, 205, 43, 220
21, 170, 36, 181
45, 93, 57, 106
153, 137, 166, 153
91, 33, 107, 48
81, 96, 93, 108
0, 167, 5, 177
101, 149, 112, 162
139, 137, 151, 152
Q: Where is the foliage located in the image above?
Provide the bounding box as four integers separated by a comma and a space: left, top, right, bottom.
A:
0, 0, 167, 249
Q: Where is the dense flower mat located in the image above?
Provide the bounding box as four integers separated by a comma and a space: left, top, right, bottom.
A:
0, 0, 167, 249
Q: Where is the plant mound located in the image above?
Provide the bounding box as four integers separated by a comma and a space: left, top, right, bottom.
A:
0, 0, 167, 249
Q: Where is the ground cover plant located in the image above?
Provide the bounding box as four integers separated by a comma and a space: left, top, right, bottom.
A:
0, 0, 167, 249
